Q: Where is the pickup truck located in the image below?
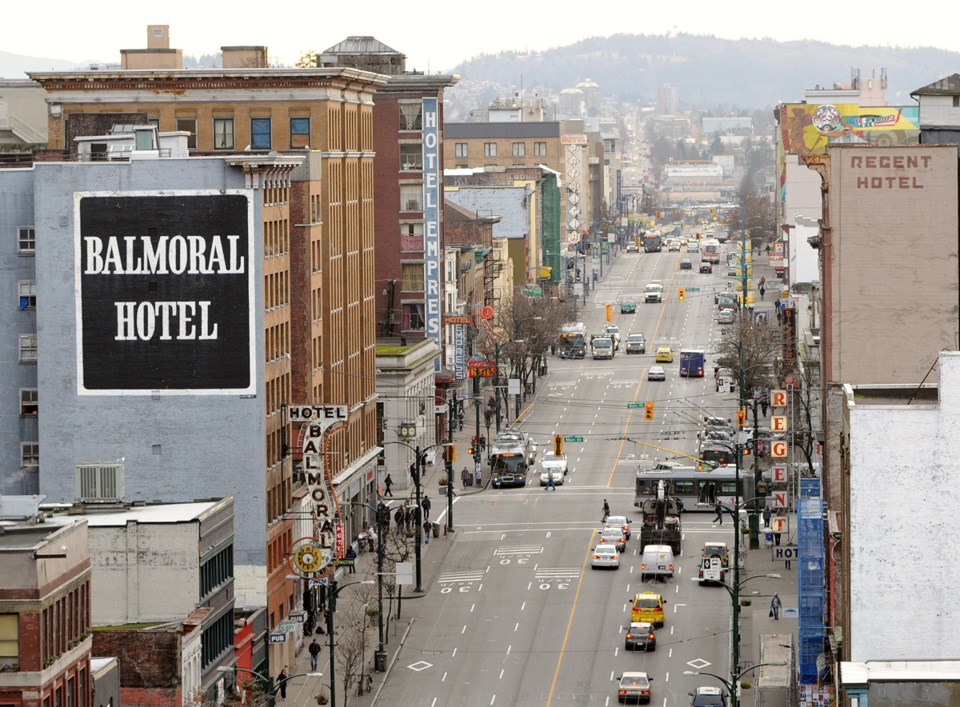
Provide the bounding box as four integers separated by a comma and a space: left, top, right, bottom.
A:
644, 283, 663, 303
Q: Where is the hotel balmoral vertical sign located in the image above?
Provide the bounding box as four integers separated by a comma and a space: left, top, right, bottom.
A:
422, 98, 442, 369
76, 191, 256, 395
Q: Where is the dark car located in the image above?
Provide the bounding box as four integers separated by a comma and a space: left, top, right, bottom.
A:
624, 622, 657, 651
679, 258, 693, 270
699, 262, 713, 273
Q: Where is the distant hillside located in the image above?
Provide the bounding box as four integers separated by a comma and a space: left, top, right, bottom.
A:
0, 51, 87, 78
445, 33, 960, 115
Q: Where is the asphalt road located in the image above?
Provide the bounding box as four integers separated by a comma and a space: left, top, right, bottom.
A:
377, 245, 744, 706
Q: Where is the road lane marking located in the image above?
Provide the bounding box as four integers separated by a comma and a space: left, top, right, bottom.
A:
514, 622, 519, 632
521, 602, 526, 611
442, 672, 447, 682
499, 669, 505, 680
471, 604, 475, 613
452, 648, 457, 658
462, 625, 467, 634
507, 645, 512, 655
478, 583, 483, 592
545, 533, 593, 707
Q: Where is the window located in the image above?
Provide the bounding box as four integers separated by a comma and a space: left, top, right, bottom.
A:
175, 118, 197, 149
455, 143, 468, 158
18, 281, 36, 310
400, 263, 425, 291
483, 142, 497, 158
399, 144, 422, 171
0, 614, 18, 670
400, 184, 422, 212
290, 117, 310, 148
201, 610, 234, 669
512, 142, 525, 157
20, 389, 38, 416
399, 103, 422, 131
19, 334, 37, 362
402, 303, 425, 331
213, 118, 234, 150
18, 226, 35, 254
251, 118, 272, 150
534, 141, 547, 156
200, 545, 234, 598
21, 442, 38, 468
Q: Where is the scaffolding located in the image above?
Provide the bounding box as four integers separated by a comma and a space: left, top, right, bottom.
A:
798, 477, 824, 684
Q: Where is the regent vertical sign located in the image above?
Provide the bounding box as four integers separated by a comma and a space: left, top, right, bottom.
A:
76, 192, 255, 395
422, 97, 442, 368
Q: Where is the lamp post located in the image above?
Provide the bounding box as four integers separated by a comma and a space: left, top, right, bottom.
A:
323, 579, 375, 707
683, 663, 786, 707
217, 666, 323, 703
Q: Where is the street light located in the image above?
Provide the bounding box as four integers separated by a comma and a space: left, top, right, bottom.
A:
684, 663, 786, 707
323, 579, 375, 707
217, 665, 323, 701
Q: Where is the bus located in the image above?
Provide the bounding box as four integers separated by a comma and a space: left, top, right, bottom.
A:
490, 452, 529, 488
634, 466, 755, 512
701, 238, 722, 264
679, 349, 705, 377
558, 322, 586, 359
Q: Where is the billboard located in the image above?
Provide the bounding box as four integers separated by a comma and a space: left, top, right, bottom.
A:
75, 191, 256, 395
778, 103, 919, 157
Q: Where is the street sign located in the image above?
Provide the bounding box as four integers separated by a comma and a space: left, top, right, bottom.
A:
686, 287, 700, 292
309, 578, 329, 588
269, 633, 286, 644
563, 436, 584, 443
290, 612, 306, 623
444, 315, 473, 325
279, 622, 297, 632
627, 402, 643, 409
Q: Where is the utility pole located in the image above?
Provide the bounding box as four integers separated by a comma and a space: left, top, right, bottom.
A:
446, 390, 455, 529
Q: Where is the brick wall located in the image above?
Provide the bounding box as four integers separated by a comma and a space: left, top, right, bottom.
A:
92, 630, 180, 687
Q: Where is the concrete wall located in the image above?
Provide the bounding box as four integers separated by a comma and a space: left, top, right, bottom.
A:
0, 168, 40, 494
846, 353, 960, 661
89, 522, 199, 625
31, 159, 267, 579
827, 145, 959, 385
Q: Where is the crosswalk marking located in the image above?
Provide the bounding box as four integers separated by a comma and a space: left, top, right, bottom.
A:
535, 567, 581, 579
494, 546, 543, 556
438, 571, 485, 584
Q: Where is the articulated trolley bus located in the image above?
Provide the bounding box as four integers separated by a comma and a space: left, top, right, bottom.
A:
635, 466, 755, 511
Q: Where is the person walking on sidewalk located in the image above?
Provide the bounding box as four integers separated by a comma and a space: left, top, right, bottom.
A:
770, 592, 782, 620
345, 545, 357, 573
383, 473, 394, 497
421, 495, 432, 521
394, 506, 405, 534
762, 505, 772, 528
277, 667, 288, 699
308, 638, 321, 671
713, 502, 724, 525
461, 467, 471, 488
423, 519, 432, 545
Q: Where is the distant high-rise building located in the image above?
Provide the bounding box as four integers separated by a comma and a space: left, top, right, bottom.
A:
576, 79, 601, 117
558, 88, 585, 119
657, 84, 678, 115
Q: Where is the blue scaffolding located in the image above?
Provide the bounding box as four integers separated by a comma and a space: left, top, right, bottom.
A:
797, 477, 824, 684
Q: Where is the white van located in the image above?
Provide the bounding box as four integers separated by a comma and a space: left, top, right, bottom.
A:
639, 544, 675, 581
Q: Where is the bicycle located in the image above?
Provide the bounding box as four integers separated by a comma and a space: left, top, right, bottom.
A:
357, 672, 373, 696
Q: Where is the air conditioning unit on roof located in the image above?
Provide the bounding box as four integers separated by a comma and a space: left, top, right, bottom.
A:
76, 463, 125, 502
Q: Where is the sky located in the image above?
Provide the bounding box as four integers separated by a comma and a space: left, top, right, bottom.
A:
6, 2, 958, 74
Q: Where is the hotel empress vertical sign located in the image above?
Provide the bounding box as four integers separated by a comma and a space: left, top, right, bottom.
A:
76, 191, 256, 395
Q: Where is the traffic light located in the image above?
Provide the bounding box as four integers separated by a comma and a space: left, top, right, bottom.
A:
678, 288, 685, 302
444, 445, 456, 463
553, 434, 564, 457
605, 304, 613, 322
736, 409, 747, 427
644, 401, 655, 421
469, 436, 477, 455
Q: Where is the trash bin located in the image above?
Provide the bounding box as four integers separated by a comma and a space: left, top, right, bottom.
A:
431, 521, 441, 538
374, 649, 387, 673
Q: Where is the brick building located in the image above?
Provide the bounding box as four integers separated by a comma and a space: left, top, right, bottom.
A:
0, 503, 92, 707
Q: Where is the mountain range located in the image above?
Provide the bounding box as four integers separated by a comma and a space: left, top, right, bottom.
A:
443, 33, 960, 115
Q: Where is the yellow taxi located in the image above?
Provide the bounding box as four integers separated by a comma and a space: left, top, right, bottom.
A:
655, 345, 674, 363
631, 592, 666, 627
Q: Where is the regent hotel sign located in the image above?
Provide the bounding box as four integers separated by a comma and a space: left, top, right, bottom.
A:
76, 192, 256, 395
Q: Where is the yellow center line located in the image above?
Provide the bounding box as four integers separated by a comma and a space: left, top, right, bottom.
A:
544, 531, 595, 707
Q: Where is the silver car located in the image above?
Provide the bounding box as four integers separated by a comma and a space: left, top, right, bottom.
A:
617, 671, 653, 704
591, 543, 620, 570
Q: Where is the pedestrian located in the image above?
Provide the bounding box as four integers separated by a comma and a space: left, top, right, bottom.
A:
277, 667, 288, 699
770, 592, 782, 620
383, 473, 394, 497
545, 472, 556, 491
405, 507, 415, 532
345, 545, 357, 573
762, 506, 772, 528
760, 395, 769, 417
765, 243, 771, 255
423, 519, 432, 545
759, 285, 766, 301
461, 467, 471, 488
457, 407, 464, 432
308, 638, 321, 671
602, 499, 610, 522
421, 495, 432, 521
394, 506, 405, 534
713, 502, 724, 525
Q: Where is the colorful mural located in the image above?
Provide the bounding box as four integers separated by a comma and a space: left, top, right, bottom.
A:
779, 103, 919, 156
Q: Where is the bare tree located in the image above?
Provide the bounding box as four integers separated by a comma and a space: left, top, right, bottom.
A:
334, 582, 376, 707
714, 314, 780, 396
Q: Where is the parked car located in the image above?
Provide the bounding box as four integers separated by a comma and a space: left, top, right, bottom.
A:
624, 622, 657, 651
625, 333, 646, 354
617, 672, 653, 704
647, 366, 666, 381
591, 544, 621, 569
